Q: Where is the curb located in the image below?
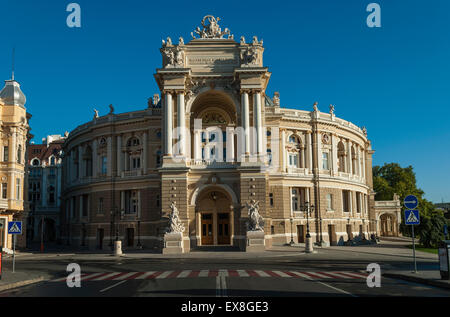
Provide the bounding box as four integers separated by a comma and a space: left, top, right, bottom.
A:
0, 276, 46, 292
383, 273, 450, 291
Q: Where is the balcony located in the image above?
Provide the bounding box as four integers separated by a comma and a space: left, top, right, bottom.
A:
189, 159, 237, 169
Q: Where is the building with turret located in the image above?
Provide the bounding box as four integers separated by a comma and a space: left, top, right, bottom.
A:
0, 74, 30, 253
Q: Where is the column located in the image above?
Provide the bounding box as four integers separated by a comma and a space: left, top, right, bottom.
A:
254, 91, 263, 154
241, 91, 250, 155
121, 191, 125, 212
177, 92, 186, 156
361, 147, 366, 180
307, 132, 313, 170
226, 127, 235, 162
116, 135, 122, 176
317, 132, 323, 171
331, 134, 338, 174
107, 137, 112, 176
78, 145, 83, 179
193, 130, 201, 161
281, 129, 286, 171
164, 92, 173, 156
143, 132, 148, 174
301, 145, 306, 168
11, 129, 16, 164
347, 140, 352, 175
92, 139, 98, 178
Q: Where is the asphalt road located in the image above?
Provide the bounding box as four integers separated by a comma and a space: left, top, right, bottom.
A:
0, 247, 449, 298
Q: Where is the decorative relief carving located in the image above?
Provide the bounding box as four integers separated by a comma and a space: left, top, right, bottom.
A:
273, 92, 280, 107
202, 113, 227, 124
322, 133, 330, 144
240, 46, 260, 66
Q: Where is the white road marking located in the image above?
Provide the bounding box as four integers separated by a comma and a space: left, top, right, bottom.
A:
272, 271, 292, 278
308, 272, 332, 279
155, 271, 173, 279
198, 270, 209, 277
92, 272, 121, 281
177, 270, 192, 278
254, 270, 270, 277
81, 273, 106, 281
290, 272, 312, 279
99, 280, 128, 293
135, 272, 156, 279
237, 270, 249, 277
113, 272, 140, 280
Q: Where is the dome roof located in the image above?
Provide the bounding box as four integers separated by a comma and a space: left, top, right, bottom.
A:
0, 79, 26, 108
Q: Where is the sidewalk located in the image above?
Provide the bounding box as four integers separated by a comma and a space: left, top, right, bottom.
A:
383, 270, 450, 290
0, 267, 49, 292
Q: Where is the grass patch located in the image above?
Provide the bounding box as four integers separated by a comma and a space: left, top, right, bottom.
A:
405, 245, 438, 254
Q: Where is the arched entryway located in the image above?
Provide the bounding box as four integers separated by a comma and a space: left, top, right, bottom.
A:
380, 213, 398, 236
195, 187, 234, 246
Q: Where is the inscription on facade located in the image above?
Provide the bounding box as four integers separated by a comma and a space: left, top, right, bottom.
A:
187, 56, 238, 66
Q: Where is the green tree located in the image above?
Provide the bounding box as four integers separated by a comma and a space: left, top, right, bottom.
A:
373, 163, 444, 246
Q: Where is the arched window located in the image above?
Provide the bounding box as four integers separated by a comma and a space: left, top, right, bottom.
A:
83, 146, 93, 177
287, 134, 302, 168
126, 137, 142, 171
32, 158, 40, 166
351, 146, 357, 175
338, 142, 346, 172
50, 156, 56, 166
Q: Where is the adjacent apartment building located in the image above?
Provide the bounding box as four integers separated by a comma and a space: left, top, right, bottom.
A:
0, 75, 30, 253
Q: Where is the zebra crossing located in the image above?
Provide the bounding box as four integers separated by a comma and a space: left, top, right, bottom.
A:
52, 270, 368, 282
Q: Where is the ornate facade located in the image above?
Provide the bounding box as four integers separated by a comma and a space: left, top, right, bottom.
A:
61, 17, 397, 251
0, 75, 30, 253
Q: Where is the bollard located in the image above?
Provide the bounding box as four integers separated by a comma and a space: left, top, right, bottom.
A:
305, 236, 314, 253
114, 240, 123, 256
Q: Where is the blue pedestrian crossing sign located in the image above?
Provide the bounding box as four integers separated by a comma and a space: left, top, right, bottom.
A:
404, 195, 418, 209
8, 221, 22, 234
405, 210, 420, 225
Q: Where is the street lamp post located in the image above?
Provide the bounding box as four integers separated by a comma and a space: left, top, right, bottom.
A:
137, 220, 142, 248
302, 202, 314, 253
289, 217, 295, 246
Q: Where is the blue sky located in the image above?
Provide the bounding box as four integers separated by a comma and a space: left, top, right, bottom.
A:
0, 0, 449, 202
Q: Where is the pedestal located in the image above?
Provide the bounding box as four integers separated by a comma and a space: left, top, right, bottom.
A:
245, 230, 265, 252
114, 241, 123, 256
162, 232, 184, 255
305, 236, 314, 253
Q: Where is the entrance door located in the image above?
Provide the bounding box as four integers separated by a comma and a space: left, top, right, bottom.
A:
217, 213, 230, 245
97, 228, 104, 250
297, 225, 305, 243
328, 224, 336, 246
201, 214, 214, 245
127, 228, 135, 247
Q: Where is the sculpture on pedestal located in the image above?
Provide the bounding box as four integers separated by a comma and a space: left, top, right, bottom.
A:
191, 15, 232, 39
246, 200, 264, 231
168, 202, 185, 233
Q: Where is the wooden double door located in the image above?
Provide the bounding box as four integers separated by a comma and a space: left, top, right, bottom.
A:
201, 213, 230, 245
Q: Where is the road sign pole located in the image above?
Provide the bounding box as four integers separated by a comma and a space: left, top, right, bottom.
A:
412, 224, 417, 273
13, 234, 16, 273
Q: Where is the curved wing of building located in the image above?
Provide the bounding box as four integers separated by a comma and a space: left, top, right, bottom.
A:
61, 16, 399, 252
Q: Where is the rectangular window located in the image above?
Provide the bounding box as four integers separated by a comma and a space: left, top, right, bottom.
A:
3, 146, 9, 162
2, 183, 7, 199
356, 192, 361, 213
269, 193, 274, 207
342, 190, 350, 213
326, 193, 333, 210
322, 152, 329, 170
82, 194, 88, 217
132, 157, 141, 169
98, 197, 104, 214
289, 153, 299, 167
16, 178, 20, 200
101, 156, 107, 174
125, 190, 139, 214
